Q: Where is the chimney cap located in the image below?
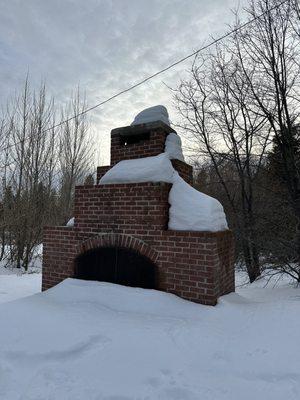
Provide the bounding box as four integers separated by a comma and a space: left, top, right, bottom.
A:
111, 120, 176, 138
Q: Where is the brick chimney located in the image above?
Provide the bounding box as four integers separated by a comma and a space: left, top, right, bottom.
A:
97, 121, 193, 185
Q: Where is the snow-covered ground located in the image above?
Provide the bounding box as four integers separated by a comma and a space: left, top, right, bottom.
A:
0, 270, 299, 399
0, 270, 41, 304
0, 245, 42, 304
0, 262, 42, 304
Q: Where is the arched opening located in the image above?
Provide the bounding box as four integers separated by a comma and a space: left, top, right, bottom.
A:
74, 246, 157, 289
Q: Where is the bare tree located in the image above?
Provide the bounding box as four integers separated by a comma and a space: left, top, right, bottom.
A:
58, 88, 94, 223
0, 78, 96, 271
175, 48, 269, 281
2, 79, 58, 270
231, 0, 300, 281
0, 115, 11, 260
176, 0, 300, 282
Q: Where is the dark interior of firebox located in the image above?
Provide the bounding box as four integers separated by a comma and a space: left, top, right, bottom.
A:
74, 247, 157, 289
119, 131, 150, 145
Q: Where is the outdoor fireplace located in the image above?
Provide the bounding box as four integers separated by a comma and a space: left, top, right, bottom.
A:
42, 107, 235, 305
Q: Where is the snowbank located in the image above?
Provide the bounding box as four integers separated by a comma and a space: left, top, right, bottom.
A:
131, 105, 170, 126
164, 132, 185, 162
100, 154, 228, 232
169, 174, 228, 231
0, 276, 299, 399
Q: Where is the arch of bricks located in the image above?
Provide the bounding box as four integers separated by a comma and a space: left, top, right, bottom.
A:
76, 233, 159, 265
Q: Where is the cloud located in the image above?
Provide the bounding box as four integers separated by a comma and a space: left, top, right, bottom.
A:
0, 0, 247, 164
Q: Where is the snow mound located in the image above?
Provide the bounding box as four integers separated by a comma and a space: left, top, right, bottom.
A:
66, 217, 75, 227
131, 105, 170, 126
164, 132, 185, 162
100, 152, 228, 231
100, 153, 175, 184
46, 278, 203, 319
169, 174, 228, 231
0, 276, 300, 399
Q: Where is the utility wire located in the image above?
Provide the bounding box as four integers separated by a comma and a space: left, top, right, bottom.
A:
0, 0, 291, 157
43, 0, 290, 132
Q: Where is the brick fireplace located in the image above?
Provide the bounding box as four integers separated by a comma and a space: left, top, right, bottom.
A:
42, 120, 235, 305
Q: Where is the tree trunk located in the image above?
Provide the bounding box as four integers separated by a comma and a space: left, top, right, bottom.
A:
242, 234, 261, 283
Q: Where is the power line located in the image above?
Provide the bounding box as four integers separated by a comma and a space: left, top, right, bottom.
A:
44, 0, 290, 131
0, 0, 291, 158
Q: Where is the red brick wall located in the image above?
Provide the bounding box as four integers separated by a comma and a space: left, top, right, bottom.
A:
43, 181, 235, 305
74, 182, 170, 233
157, 230, 234, 305
111, 124, 170, 165
42, 227, 234, 305
171, 159, 193, 185
96, 166, 110, 183
42, 227, 78, 291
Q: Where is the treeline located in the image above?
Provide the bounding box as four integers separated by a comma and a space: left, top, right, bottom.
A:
175, 0, 300, 283
0, 78, 94, 270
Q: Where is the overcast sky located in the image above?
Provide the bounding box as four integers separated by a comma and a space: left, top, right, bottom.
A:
0, 0, 247, 165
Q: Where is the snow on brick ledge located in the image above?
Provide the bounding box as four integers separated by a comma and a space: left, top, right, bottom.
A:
100, 153, 228, 232
169, 174, 228, 232
100, 153, 175, 185
66, 217, 75, 227
164, 132, 185, 162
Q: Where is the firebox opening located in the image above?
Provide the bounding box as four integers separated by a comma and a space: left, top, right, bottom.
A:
119, 131, 150, 146
74, 246, 157, 289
